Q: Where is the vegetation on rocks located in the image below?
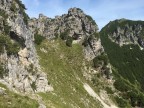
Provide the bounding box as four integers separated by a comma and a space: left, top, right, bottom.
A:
86, 15, 96, 25
0, 62, 8, 79
0, 9, 8, 19
100, 21, 144, 107
36, 39, 102, 108
66, 36, 73, 47
15, 0, 29, 25
105, 19, 144, 37
93, 53, 108, 67
60, 30, 69, 40
3, 20, 11, 35
3, 0, 144, 107
31, 81, 36, 91
10, 2, 17, 12
0, 83, 39, 108
0, 34, 20, 55
34, 33, 45, 45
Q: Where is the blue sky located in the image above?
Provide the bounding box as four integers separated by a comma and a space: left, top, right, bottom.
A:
21, 0, 144, 29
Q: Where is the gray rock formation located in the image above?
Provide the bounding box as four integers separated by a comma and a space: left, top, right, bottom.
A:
0, 0, 105, 93
0, 0, 53, 93
29, 7, 103, 60
107, 19, 144, 47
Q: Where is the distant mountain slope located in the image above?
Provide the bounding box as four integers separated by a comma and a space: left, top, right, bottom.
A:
100, 19, 144, 107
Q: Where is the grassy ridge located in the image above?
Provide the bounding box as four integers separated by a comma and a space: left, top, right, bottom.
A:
36, 39, 102, 108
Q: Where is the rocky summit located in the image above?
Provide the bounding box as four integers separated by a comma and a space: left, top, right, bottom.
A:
29, 7, 103, 61
104, 19, 144, 48
0, 0, 144, 108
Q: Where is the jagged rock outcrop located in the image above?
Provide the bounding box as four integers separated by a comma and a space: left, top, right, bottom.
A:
29, 7, 103, 60
0, 0, 53, 93
106, 19, 144, 47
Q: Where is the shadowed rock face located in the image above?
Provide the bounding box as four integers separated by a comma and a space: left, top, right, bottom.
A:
0, 0, 53, 93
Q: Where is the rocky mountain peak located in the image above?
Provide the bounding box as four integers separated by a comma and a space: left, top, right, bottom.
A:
68, 7, 84, 17
104, 19, 144, 48
28, 7, 102, 60
39, 13, 48, 19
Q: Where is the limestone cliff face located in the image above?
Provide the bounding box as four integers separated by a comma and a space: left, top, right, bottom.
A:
105, 19, 144, 47
0, 1, 105, 93
29, 8, 103, 61
0, 0, 53, 93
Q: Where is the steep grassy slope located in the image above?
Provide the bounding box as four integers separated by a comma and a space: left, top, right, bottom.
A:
36, 39, 102, 108
100, 20, 144, 107
0, 83, 39, 108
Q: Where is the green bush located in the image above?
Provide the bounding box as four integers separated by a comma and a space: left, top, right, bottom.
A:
6, 42, 20, 55
93, 53, 108, 68
0, 34, 20, 55
137, 94, 144, 107
93, 32, 99, 39
15, 0, 26, 10
60, 31, 69, 40
3, 20, 11, 35
105, 87, 113, 94
0, 63, 8, 78
0, 9, 8, 19
10, 3, 17, 12
66, 36, 73, 47
82, 35, 96, 47
0, 35, 6, 53
27, 63, 36, 75
0, 65, 4, 78
54, 33, 59, 39
82, 38, 89, 47
114, 79, 131, 92
127, 91, 138, 107
115, 96, 128, 107
31, 81, 36, 91
14, 0, 29, 25
23, 12, 29, 25
34, 33, 45, 45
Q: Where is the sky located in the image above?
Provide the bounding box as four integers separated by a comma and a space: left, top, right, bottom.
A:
21, 0, 144, 30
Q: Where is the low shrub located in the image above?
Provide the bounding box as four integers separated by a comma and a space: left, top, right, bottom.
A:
66, 36, 73, 47
60, 31, 69, 40
31, 81, 36, 91
34, 33, 45, 45
0, 34, 20, 55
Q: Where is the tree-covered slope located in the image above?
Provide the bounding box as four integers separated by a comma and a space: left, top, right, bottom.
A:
100, 19, 144, 107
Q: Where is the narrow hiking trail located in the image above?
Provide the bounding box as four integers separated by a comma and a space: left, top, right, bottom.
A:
83, 83, 118, 108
